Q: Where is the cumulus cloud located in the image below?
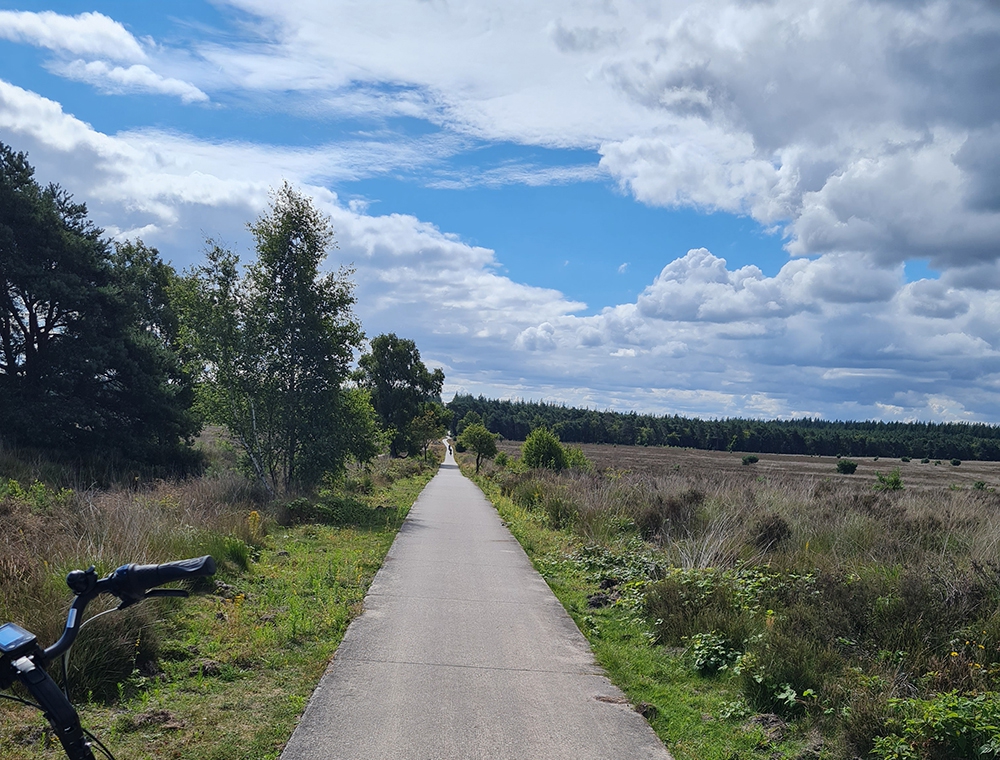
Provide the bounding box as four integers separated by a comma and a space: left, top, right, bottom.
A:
3, 1, 1000, 421
0, 77, 585, 388
0, 10, 210, 104
505, 246, 1000, 420
0, 10, 146, 61
203, 0, 1000, 269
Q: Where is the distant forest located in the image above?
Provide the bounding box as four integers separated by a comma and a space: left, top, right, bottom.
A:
447, 394, 1000, 461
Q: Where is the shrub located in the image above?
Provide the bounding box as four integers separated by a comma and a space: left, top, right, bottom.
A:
284, 494, 391, 528
494, 451, 509, 468
563, 445, 593, 472
837, 459, 859, 474
921, 458, 930, 464
951, 458, 962, 466
741, 454, 759, 466
522, 428, 567, 471
874, 468, 904, 491
632, 488, 706, 542
543, 493, 578, 529
871, 692, 1000, 760
974, 481, 987, 490
686, 630, 742, 674
901, 457, 911, 462
499, 472, 548, 510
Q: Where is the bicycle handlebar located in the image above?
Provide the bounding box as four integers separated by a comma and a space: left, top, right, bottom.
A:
107, 555, 217, 607
46, 555, 216, 662
3, 555, 217, 760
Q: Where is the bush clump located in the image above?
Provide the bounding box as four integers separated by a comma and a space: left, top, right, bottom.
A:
836, 459, 859, 474
874, 468, 904, 491
741, 454, 759, 466
522, 428, 567, 471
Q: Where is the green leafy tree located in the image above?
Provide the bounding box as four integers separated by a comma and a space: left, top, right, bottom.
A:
409, 403, 452, 461
356, 333, 445, 457
176, 183, 366, 494
522, 427, 567, 471
0, 143, 197, 463
458, 423, 498, 473
456, 410, 483, 436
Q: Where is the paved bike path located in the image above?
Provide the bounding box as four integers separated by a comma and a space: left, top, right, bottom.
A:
280, 450, 673, 760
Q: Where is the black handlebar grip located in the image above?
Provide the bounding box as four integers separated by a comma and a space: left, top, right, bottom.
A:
108, 555, 217, 600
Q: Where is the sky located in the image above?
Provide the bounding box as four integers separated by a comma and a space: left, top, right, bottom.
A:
1, 1, 999, 423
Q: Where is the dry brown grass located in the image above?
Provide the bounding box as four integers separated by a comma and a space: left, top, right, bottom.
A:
0, 471, 271, 701
484, 441, 1000, 756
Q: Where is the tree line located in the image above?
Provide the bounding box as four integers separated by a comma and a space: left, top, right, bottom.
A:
0, 142, 448, 492
447, 394, 1000, 461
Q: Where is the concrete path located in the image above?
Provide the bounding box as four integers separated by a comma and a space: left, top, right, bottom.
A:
280, 449, 673, 760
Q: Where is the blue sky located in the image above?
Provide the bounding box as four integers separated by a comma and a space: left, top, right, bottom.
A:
1, 1, 998, 422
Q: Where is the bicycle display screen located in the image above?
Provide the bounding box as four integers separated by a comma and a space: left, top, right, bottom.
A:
0, 622, 36, 653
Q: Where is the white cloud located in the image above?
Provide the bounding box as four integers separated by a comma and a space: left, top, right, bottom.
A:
0, 78, 585, 386
198, 0, 1000, 269
53, 60, 209, 103
502, 246, 1000, 420
0, 10, 146, 62
0, 10, 211, 104
3, 2, 1000, 422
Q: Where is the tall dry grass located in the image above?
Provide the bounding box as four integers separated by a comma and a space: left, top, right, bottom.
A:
482, 456, 1000, 756
0, 470, 269, 700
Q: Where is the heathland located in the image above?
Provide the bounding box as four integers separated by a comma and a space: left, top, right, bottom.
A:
449, 394, 1000, 461
459, 439, 1000, 760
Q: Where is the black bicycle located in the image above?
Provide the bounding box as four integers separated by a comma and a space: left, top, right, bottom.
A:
1, 556, 217, 759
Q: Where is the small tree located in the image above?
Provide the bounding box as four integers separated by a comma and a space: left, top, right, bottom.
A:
874, 468, 904, 491
522, 427, 567, 471
410, 403, 452, 461
455, 410, 483, 437
177, 183, 365, 494
836, 459, 858, 474
458, 423, 498, 473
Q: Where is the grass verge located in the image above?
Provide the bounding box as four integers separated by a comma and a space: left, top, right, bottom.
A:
1, 462, 436, 760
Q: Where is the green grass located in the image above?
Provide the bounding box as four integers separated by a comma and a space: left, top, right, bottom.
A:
0, 463, 436, 760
